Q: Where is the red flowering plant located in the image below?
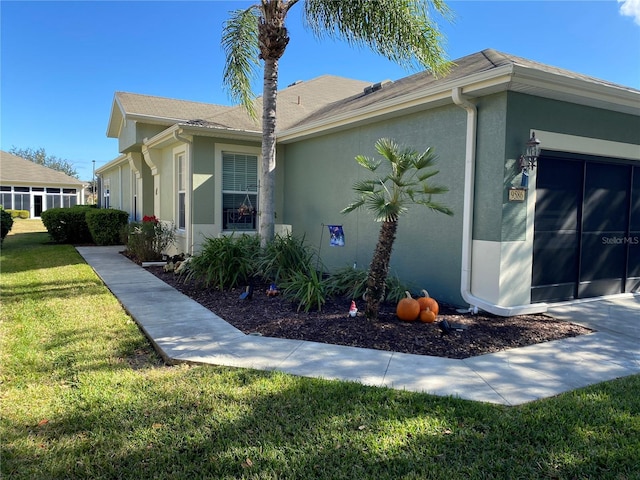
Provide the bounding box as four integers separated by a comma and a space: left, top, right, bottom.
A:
124, 215, 175, 263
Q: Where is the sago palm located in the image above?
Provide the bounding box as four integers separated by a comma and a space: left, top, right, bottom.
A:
222, 0, 452, 246
342, 138, 453, 320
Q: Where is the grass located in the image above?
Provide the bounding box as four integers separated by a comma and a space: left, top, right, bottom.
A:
2, 219, 639, 479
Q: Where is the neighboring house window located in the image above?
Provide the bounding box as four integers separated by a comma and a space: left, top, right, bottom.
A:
14, 187, 30, 211
0, 186, 11, 209
103, 181, 110, 209
47, 187, 61, 209
177, 153, 186, 230
62, 188, 77, 208
222, 152, 258, 231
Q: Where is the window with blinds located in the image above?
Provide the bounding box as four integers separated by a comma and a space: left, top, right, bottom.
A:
177, 153, 186, 230
222, 152, 258, 230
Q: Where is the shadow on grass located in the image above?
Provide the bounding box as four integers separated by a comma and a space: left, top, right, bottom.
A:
1, 278, 106, 303
4, 359, 639, 479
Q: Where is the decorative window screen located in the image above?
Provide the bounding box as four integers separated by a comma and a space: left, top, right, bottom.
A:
222, 153, 258, 230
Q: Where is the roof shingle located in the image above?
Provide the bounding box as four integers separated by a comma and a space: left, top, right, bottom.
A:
0, 151, 84, 186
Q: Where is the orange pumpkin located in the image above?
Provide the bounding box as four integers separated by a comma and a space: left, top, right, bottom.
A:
396, 291, 420, 322
417, 289, 439, 317
419, 309, 437, 323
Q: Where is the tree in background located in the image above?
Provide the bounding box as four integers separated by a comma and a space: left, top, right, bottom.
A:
9, 147, 78, 179
342, 138, 453, 320
222, 0, 452, 246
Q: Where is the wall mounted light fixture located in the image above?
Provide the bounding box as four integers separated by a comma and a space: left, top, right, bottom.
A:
518, 132, 541, 187
518, 132, 541, 171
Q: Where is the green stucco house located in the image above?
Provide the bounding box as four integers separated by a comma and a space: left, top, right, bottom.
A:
98, 49, 640, 315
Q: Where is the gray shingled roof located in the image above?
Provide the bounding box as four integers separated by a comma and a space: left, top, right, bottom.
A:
287, 48, 640, 129
198, 75, 373, 131
115, 92, 232, 122
0, 150, 84, 186
109, 49, 638, 142
111, 75, 372, 134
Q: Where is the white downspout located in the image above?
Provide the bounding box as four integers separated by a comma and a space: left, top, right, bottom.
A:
451, 87, 480, 314
173, 129, 193, 255
452, 87, 547, 316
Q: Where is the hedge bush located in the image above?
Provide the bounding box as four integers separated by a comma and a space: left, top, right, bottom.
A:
85, 209, 129, 246
6, 209, 30, 219
1, 208, 14, 243
41, 206, 95, 244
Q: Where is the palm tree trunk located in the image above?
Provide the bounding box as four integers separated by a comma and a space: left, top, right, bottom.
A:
259, 56, 278, 247
365, 220, 398, 319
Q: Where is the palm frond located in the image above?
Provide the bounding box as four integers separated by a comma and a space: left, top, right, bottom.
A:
222, 7, 261, 119
355, 154, 380, 172
340, 199, 366, 214
420, 183, 449, 195
303, 0, 452, 74
416, 169, 440, 182
352, 179, 378, 194
416, 199, 454, 216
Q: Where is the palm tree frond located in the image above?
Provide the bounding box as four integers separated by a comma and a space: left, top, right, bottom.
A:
421, 183, 449, 195
415, 199, 454, 216
416, 169, 440, 182
340, 199, 366, 214
303, 0, 451, 74
355, 154, 381, 172
352, 179, 377, 194
222, 8, 261, 119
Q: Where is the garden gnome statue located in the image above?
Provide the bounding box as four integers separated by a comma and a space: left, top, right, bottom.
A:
349, 301, 358, 317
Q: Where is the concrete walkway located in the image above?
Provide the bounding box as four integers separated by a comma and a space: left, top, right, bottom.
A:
77, 246, 640, 406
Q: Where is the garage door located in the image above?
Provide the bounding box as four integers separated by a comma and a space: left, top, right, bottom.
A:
531, 152, 640, 303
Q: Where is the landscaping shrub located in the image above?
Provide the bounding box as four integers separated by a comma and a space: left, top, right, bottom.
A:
41, 206, 94, 244
124, 215, 176, 262
184, 234, 260, 290
86, 209, 129, 246
280, 268, 329, 312
6, 209, 29, 219
257, 233, 318, 283
328, 266, 413, 304
1, 208, 14, 243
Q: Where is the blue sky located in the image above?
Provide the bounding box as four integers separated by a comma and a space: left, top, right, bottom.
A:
2, 0, 639, 182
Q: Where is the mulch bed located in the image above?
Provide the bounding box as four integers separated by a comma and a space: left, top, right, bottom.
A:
145, 265, 593, 359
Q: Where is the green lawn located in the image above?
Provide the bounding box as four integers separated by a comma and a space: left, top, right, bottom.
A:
2, 219, 639, 479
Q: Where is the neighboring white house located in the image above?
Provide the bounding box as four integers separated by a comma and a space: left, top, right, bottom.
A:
99, 49, 640, 315
0, 150, 86, 217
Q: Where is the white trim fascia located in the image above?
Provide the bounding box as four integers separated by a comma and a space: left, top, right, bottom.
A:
510, 65, 640, 116
125, 112, 190, 126
536, 130, 640, 160
140, 124, 262, 153
178, 123, 262, 141
96, 154, 128, 174
278, 65, 516, 142
106, 96, 125, 138
143, 124, 182, 150
278, 63, 640, 143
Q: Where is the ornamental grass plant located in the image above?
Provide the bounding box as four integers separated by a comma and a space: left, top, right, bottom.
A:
2, 219, 639, 480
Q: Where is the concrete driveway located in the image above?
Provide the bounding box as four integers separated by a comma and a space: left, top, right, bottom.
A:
547, 295, 640, 340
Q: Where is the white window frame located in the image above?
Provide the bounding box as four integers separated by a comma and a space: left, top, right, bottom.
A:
214, 143, 261, 234
175, 151, 187, 231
